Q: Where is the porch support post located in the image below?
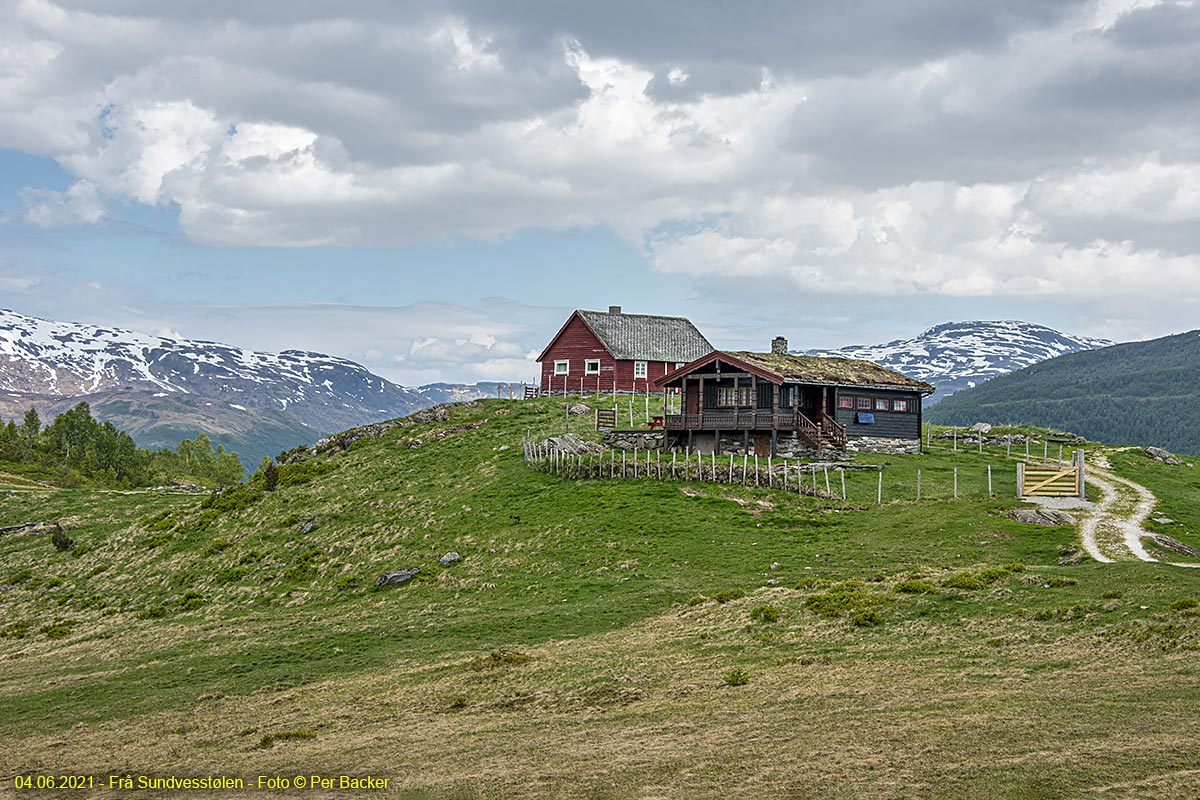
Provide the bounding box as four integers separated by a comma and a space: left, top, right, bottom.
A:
771, 428, 778, 458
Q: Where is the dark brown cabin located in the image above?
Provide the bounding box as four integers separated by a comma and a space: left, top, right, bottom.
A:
537, 306, 714, 393
654, 338, 935, 456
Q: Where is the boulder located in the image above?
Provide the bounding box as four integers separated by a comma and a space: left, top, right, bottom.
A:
439, 552, 462, 567
1006, 508, 1077, 527
1144, 446, 1182, 465
1147, 534, 1198, 557
298, 516, 317, 535
566, 403, 591, 415
540, 433, 604, 455
970, 423, 993, 434
411, 406, 450, 424
375, 568, 420, 587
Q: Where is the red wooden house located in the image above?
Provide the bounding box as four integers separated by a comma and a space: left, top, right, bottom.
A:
537, 306, 714, 393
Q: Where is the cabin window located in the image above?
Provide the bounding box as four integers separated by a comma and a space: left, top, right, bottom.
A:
585, 359, 601, 375
875, 398, 890, 411
856, 396, 872, 410
716, 386, 754, 407
892, 398, 909, 413
554, 360, 569, 376
839, 395, 854, 409
634, 361, 647, 379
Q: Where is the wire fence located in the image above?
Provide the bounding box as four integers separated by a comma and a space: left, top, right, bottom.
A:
522, 437, 1022, 504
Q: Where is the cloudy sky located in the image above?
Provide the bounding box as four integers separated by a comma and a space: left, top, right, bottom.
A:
2, 0, 1198, 385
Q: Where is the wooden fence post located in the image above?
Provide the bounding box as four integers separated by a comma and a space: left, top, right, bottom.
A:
917, 468, 922, 501
953, 426, 957, 451
754, 455, 759, 487
841, 469, 846, 500
877, 469, 882, 505
953, 467, 958, 499
987, 464, 993, 497
1016, 461, 1024, 497
824, 468, 830, 495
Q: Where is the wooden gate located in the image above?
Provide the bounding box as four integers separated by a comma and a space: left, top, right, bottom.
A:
595, 408, 617, 430
1018, 451, 1085, 498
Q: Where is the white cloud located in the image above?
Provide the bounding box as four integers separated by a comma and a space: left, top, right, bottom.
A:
19, 179, 107, 227
1, 0, 1199, 322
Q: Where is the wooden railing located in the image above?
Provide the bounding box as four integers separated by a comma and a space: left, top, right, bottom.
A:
663, 408, 848, 450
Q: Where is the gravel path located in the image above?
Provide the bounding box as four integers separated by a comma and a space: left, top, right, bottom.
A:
1074, 453, 1199, 567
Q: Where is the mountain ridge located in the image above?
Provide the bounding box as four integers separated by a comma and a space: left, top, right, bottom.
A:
802, 320, 1112, 403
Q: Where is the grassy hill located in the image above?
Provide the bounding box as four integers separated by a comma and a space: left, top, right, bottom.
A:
2, 396, 1199, 798
927, 330, 1200, 453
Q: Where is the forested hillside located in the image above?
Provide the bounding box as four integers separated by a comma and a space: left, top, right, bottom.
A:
927, 330, 1200, 454
0, 402, 245, 488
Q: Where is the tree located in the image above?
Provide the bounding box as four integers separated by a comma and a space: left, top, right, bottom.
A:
262, 459, 279, 492
21, 408, 40, 445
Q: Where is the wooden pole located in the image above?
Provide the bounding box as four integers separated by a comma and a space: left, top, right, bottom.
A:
1007, 436, 1011, 458
634, 446, 638, 478
1017, 461, 1024, 497
953, 426, 957, 451
841, 469, 846, 500
917, 468, 922, 501
1043, 440, 1048, 465
729, 454, 734, 483
622, 450, 626, 478
768, 455, 772, 488
978, 435, 982, 455
877, 469, 882, 504
743, 454, 748, 485
953, 467, 958, 499
987, 464, 993, 497
672, 451, 677, 479
824, 468, 830, 495
1025, 437, 1030, 461
1058, 443, 1063, 466
754, 455, 759, 487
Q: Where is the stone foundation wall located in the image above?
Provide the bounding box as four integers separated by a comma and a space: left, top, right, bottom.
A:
714, 433, 852, 462
603, 430, 665, 451
846, 436, 922, 455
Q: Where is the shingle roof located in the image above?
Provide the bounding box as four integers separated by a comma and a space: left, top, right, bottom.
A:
577, 310, 714, 362
726, 351, 935, 391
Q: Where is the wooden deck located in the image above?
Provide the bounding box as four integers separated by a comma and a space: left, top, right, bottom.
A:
664, 410, 847, 449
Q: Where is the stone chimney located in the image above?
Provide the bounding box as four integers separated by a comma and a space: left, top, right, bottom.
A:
608, 305, 622, 314
771, 336, 788, 355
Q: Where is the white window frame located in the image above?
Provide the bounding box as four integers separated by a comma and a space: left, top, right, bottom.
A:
633, 360, 648, 379
554, 359, 570, 376
585, 359, 601, 375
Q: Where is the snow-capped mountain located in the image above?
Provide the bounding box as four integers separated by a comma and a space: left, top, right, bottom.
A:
0, 308, 428, 434
0, 308, 490, 468
804, 321, 1112, 403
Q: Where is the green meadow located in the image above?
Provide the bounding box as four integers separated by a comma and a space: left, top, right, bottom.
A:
1, 396, 1198, 798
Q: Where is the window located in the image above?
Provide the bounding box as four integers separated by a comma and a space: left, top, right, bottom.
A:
875, 397, 890, 411
893, 398, 909, 413
717, 386, 754, 407
554, 360, 569, 376
585, 359, 601, 375
839, 395, 854, 409
634, 361, 647, 379
856, 396, 872, 410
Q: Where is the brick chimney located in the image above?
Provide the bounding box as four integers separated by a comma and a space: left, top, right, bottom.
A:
771, 336, 788, 355
608, 305, 622, 314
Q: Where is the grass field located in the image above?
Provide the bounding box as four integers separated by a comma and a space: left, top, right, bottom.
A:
1, 397, 1198, 798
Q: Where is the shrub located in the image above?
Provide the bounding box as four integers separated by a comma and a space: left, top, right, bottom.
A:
1102, 589, 1124, 599
1043, 577, 1078, 588
70, 543, 91, 558
40, 620, 74, 639
333, 574, 360, 591
277, 460, 336, 488
448, 695, 468, 710
894, 579, 939, 595
262, 460, 279, 492
722, 668, 750, 686
214, 567, 247, 585
851, 608, 882, 627
204, 538, 231, 556
712, 589, 746, 604
1, 621, 30, 639
794, 577, 832, 590
1170, 597, 1199, 613
178, 591, 206, 611
137, 605, 168, 620
51, 528, 75, 552
686, 595, 706, 607
469, 650, 531, 671
257, 731, 315, 749
200, 484, 263, 513
749, 604, 782, 623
